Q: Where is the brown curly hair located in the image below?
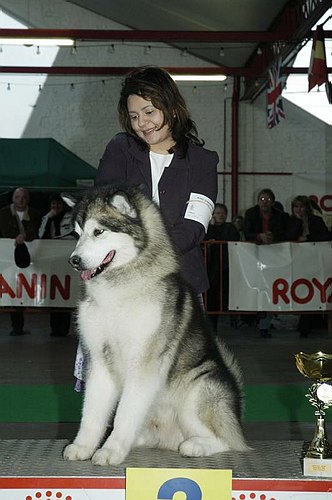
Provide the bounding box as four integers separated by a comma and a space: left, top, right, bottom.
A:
117, 66, 204, 155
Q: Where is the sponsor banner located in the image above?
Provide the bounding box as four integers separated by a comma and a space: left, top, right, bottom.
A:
0, 239, 80, 307
228, 241, 332, 312
1, 478, 332, 500
0, 490, 329, 500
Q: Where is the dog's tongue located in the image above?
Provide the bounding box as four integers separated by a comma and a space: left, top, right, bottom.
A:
80, 250, 115, 281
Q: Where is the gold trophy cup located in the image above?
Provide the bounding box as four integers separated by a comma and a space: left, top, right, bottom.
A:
295, 351, 332, 459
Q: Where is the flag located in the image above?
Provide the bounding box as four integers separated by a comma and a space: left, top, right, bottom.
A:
308, 24, 328, 92
326, 81, 332, 104
267, 56, 285, 129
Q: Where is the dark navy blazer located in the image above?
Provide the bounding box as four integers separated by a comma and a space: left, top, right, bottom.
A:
96, 133, 219, 293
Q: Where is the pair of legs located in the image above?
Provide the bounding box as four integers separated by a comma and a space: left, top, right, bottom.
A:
50, 310, 71, 336
257, 312, 273, 338
10, 308, 28, 336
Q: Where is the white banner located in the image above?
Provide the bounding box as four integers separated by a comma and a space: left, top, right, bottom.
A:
0, 239, 80, 307
229, 241, 332, 312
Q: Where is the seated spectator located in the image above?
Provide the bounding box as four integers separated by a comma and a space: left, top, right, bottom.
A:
232, 214, 246, 241
39, 193, 75, 337
0, 187, 41, 335
244, 188, 288, 338
287, 195, 330, 242
244, 188, 288, 244
287, 195, 331, 338
39, 193, 75, 240
205, 203, 240, 331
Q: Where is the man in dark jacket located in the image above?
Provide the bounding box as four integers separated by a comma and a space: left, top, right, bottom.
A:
0, 187, 41, 335
244, 188, 288, 244
244, 188, 288, 338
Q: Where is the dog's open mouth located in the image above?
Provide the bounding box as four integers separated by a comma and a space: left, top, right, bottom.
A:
80, 250, 116, 281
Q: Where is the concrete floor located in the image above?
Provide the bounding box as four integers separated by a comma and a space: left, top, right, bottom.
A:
1, 309, 331, 442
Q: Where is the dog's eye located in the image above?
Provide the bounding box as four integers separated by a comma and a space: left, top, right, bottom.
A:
93, 228, 104, 237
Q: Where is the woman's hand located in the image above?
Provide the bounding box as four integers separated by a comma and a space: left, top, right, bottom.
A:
15, 234, 25, 246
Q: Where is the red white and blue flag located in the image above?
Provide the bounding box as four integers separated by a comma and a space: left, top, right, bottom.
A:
267, 56, 285, 129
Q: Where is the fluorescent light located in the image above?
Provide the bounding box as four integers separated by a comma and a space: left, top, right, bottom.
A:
171, 74, 227, 82
0, 38, 74, 46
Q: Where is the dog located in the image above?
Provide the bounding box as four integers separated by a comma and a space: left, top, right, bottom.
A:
63, 185, 249, 466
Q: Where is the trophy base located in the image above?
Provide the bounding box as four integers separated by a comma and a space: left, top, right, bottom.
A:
306, 448, 332, 460
304, 457, 332, 477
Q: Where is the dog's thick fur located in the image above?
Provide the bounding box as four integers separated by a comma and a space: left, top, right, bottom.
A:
63, 185, 249, 466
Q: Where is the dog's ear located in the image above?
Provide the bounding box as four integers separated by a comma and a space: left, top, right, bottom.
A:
109, 192, 137, 218
61, 192, 77, 209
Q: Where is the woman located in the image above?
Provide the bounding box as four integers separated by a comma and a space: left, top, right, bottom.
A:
287, 195, 330, 337
287, 195, 330, 242
39, 193, 74, 241
96, 66, 219, 296
74, 66, 218, 390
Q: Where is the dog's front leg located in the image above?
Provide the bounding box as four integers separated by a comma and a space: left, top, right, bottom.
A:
63, 362, 119, 462
91, 374, 161, 465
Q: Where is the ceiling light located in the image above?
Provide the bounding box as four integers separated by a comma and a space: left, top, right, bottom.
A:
0, 38, 74, 46
171, 74, 227, 82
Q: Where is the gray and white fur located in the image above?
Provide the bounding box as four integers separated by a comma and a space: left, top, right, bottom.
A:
63, 185, 249, 466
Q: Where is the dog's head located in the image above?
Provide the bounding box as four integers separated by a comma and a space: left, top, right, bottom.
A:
64, 186, 146, 281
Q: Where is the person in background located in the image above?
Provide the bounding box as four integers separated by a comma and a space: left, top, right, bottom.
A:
39, 193, 74, 241
244, 188, 288, 338
39, 193, 75, 336
205, 203, 240, 331
244, 188, 288, 245
0, 187, 41, 335
287, 194, 331, 338
287, 195, 330, 243
232, 214, 245, 241
74, 65, 218, 391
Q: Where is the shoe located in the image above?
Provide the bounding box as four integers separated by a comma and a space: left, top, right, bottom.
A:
10, 329, 24, 336
259, 329, 272, 338
10, 329, 30, 336
50, 331, 68, 337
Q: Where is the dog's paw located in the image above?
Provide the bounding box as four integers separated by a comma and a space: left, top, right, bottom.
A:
179, 438, 206, 457
63, 443, 94, 461
91, 445, 127, 466
179, 437, 229, 457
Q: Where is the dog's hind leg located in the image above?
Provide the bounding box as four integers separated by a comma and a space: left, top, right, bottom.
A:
177, 386, 249, 457
63, 362, 120, 462
178, 411, 230, 457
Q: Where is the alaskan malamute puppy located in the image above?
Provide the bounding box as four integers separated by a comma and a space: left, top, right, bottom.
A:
63, 185, 249, 466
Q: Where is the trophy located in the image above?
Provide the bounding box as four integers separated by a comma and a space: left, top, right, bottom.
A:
295, 351, 332, 459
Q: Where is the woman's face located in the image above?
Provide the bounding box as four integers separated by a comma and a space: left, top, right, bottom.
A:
127, 94, 175, 153
293, 202, 306, 219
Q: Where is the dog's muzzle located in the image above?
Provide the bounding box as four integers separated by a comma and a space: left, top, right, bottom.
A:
69, 250, 116, 281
